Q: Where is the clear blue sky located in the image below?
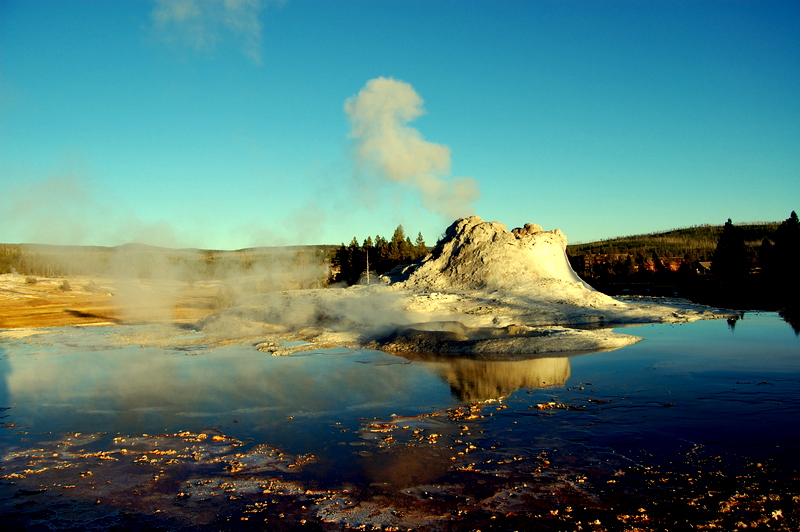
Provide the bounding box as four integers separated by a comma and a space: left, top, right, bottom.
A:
1, 0, 798, 249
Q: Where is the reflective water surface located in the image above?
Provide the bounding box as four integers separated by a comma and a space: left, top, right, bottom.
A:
1, 313, 799, 530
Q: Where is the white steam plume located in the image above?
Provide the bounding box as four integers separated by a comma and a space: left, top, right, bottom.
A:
151, 0, 268, 63
345, 77, 480, 220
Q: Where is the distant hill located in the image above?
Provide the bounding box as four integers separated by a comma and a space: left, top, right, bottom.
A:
0, 243, 338, 280
0, 221, 783, 282
567, 222, 780, 261
564, 219, 799, 311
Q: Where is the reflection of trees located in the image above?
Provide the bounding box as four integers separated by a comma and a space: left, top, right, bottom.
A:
780, 308, 800, 336
427, 356, 571, 402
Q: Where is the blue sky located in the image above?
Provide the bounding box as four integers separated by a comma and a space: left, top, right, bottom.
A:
1, 0, 798, 249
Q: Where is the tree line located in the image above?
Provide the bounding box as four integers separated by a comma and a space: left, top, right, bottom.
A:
568, 212, 799, 312
712, 212, 799, 282
567, 222, 780, 265
6, 214, 796, 312
0, 243, 336, 287
330, 225, 427, 285
0, 244, 113, 277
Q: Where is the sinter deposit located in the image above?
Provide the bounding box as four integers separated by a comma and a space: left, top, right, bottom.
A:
199, 216, 730, 355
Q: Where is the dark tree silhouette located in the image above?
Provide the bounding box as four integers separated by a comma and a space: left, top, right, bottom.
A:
711, 219, 749, 281
773, 211, 800, 281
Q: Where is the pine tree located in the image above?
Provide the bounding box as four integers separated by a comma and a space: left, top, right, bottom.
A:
401, 236, 412, 261
391, 225, 406, 244
388, 225, 406, 261
331, 243, 349, 283
415, 232, 426, 254
635, 253, 650, 278
773, 211, 800, 283
651, 251, 668, 275
712, 219, 749, 281
759, 237, 776, 274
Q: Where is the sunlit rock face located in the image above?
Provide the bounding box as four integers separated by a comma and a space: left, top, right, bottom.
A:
385, 216, 611, 305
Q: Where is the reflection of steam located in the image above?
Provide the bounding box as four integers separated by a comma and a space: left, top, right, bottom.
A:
4, 340, 425, 431
345, 77, 480, 219
406, 355, 571, 402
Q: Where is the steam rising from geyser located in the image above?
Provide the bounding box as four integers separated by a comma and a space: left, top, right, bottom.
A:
345, 77, 480, 219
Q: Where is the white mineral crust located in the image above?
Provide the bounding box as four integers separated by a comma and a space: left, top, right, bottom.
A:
199, 216, 730, 355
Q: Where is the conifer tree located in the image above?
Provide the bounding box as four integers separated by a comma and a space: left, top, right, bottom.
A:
415, 232, 426, 254
712, 219, 749, 281
773, 211, 800, 283
635, 253, 650, 278
759, 237, 776, 274
388, 225, 406, 261
329, 226, 428, 285
391, 225, 406, 244
403, 236, 414, 261
651, 251, 668, 275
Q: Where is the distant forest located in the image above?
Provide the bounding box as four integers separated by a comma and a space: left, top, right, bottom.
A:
329, 225, 428, 285
567, 212, 799, 312
567, 222, 780, 262
0, 243, 336, 288
2, 213, 797, 313
0, 225, 429, 289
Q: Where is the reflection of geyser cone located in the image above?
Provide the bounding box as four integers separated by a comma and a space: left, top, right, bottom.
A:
435, 357, 570, 402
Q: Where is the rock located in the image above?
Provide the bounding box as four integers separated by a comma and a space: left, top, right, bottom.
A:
384, 216, 612, 304
512, 222, 544, 236
369, 323, 640, 357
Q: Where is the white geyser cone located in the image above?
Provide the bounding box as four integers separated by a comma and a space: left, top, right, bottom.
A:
384, 216, 614, 307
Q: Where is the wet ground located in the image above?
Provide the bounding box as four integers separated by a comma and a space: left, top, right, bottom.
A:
1, 313, 799, 530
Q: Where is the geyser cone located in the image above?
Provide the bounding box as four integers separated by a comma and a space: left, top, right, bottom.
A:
384, 216, 610, 304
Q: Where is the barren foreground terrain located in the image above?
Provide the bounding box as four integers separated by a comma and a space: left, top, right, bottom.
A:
0, 273, 221, 332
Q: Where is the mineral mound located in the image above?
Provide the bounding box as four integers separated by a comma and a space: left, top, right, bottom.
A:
384, 216, 614, 307
197, 216, 730, 356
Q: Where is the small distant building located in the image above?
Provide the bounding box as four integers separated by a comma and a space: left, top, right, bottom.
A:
697, 261, 712, 275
